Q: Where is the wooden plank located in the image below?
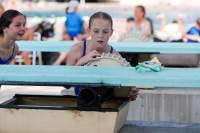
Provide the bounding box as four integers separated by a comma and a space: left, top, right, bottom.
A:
17, 41, 200, 54
1, 66, 200, 87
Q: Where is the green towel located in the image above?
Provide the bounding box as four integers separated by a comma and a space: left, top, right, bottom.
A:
135, 61, 162, 72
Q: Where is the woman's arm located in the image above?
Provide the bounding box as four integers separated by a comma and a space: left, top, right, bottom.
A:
177, 14, 186, 33
156, 13, 166, 32
119, 22, 131, 38
27, 29, 34, 40
142, 20, 151, 37
75, 22, 90, 41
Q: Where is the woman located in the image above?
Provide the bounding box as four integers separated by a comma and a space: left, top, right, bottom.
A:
125, 5, 151, 41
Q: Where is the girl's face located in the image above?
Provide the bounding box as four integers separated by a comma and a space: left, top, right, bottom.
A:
134, 7, 144, 19
88, 18, 113, 48
3, 15, 26, 40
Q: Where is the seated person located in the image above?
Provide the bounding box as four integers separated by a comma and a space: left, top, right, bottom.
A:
119, 17, 134, 37
62, 1, 89, 41
154, 13, 185, 42
183, 18, 200, 43
125, 6, 152, 41
53, 1, 89, 65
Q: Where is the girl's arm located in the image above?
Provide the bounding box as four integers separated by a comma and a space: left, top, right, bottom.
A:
67, 43, 101, 66
65, 42, 100, 89
66, 44, 80, 66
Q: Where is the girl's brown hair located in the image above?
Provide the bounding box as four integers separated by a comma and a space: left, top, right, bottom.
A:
0, 10, 25, 35
89, 12, 113, 29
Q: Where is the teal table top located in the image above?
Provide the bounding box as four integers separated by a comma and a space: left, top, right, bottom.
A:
1, 65, 200, 88
17, 41, 200, 54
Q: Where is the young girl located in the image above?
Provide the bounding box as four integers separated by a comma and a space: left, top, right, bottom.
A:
0, 10, 26, 88
0, 10, 25, 65
67, 12, 139, 101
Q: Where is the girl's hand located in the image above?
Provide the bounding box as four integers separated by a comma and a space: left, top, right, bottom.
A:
76, 50, 101, 66
130, 89, 140, 101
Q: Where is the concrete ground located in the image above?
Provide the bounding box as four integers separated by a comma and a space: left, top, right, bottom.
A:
119, 121, 200, 133
119, 125, 200, 133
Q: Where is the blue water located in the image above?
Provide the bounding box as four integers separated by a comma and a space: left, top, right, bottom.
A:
23, 9, 200, 30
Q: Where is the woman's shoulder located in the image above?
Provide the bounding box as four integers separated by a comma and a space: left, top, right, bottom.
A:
144, 19, 150, 24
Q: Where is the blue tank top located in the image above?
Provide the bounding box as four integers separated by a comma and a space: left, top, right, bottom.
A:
74, 40, 113, 95
0, 44, 15, 65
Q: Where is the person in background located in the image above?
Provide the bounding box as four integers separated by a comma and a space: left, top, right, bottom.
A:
119, 17, 134, 37
154, 13, 185, 42
183, 18, 200, 43
53, 0, 89, 65
0, 10, 26, 88
0, 2, 4, 17
120, 6, 152, 66
125, 5, 151, 41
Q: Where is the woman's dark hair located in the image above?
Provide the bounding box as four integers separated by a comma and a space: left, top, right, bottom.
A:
0, 10, 24, 35
136, 5, 146, 17
89, 12, 113, 29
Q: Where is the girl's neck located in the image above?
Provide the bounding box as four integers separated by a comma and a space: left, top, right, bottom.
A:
88, 40, 108, 54
0, 36, 15, 49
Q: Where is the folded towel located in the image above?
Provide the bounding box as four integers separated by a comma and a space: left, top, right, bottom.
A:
135, 57, 162, 72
